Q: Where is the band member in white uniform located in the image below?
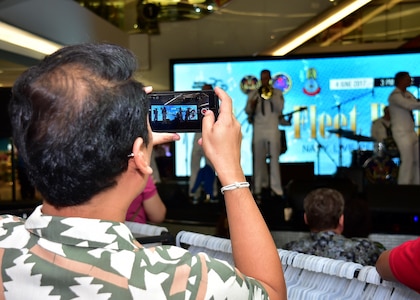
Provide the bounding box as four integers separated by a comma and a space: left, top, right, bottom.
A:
370, 106, 398, 157
371, 106, 391, 144
246, 70, 289, 200
388, 71, 420, 185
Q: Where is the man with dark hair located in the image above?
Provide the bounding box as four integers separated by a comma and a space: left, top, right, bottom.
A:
388, 71, 420, 185
283, 188, 385, 266
2, 43, 286, 299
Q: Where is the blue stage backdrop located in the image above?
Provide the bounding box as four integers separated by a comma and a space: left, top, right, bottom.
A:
169, 50, 420, 176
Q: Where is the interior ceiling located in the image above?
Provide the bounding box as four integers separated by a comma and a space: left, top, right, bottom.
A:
0, 0, 420, 87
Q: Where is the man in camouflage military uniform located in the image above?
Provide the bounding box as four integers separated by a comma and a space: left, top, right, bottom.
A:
1, 43, 286, 299
283, 188, 385, 266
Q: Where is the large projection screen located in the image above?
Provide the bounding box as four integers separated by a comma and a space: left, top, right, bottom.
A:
170, 50, 420, 177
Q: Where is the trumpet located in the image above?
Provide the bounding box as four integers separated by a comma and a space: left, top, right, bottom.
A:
260, 85, 273, 100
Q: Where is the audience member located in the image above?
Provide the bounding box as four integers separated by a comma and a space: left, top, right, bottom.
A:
149, 151, 161, 183
188, 83, 218, 203
2, 43, 286, 299
376, 238, 420, 293
126, 175, 166, 224
388, 71, 420, 184
283, 188, 385, 266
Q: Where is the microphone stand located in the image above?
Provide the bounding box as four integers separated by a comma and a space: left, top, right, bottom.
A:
238, 108, 252, 133
337, 102, 343, 167
331, 90, 372, 169
265, 141, 271, 193
314, 137, 337, 175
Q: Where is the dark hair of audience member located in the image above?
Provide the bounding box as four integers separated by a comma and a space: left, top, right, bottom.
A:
9, 43, 150, 207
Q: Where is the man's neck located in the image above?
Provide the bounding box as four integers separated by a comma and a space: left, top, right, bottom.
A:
311, 228, 342, 235
41, 171, 145, 222
41, 195, 128, 222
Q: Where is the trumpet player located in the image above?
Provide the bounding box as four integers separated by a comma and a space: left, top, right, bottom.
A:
246, 69, 289, 202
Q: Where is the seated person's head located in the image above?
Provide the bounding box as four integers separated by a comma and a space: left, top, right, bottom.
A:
9, 43, 150, 208
303, 188, 345, 233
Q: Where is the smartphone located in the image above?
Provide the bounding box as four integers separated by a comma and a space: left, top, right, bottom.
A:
148, 90, 219, 132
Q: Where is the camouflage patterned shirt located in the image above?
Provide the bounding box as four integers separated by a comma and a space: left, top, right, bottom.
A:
0, 206, 268, 299
283, 231, 385, 266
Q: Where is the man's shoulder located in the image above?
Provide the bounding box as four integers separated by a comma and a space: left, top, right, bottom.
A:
0, 214, 25, 227
0, 215, 29, 247
247, 89, 258, 97
283, 235, 314, 250
389, 88, 404, 98
272, 88, 284, 97
347, 237, 386, 249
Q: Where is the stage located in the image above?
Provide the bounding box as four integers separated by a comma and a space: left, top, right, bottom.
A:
157, 170, 420, 237
1, 170, 420, 237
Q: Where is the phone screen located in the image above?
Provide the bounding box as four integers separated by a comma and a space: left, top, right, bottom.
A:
148, 90, 218, 132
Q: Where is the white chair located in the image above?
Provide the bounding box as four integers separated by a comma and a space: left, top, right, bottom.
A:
125, 221, 174, 247
175, 230, 419, 299
368, 233, 418, 249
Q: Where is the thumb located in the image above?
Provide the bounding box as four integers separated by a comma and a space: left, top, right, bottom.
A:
201, 110, 215, 135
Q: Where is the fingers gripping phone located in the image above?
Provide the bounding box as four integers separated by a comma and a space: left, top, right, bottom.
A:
148, 90, 219, 132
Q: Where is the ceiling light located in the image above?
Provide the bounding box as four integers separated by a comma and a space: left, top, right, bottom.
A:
0, 21, 63, 59
268, 0, 371, 56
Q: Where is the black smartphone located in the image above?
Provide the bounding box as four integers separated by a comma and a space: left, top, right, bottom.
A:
148, 90, 219, 132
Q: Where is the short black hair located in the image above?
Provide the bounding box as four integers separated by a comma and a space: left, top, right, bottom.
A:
260, 69, 271, 77
394, 71, 409, 86
9, 43, 150, 207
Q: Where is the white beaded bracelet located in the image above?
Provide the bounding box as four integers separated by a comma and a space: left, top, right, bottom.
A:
220, 182, 250, 195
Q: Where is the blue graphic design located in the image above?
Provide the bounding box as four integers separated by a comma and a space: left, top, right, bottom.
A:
172, 52, 420, 176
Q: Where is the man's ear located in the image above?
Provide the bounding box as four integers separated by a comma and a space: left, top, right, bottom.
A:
304, 213, 308, 225
337, 214, 344, 233
339, 214, 344, 227
131, 137, 153, 175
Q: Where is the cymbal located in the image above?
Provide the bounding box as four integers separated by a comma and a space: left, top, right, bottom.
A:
343, 133, 374, 142
327, 128, 354, 136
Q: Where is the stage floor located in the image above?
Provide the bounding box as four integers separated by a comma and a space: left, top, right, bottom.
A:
158, 175, 420, 236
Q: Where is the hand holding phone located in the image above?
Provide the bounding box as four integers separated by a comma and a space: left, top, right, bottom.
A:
148, 90, 219, 132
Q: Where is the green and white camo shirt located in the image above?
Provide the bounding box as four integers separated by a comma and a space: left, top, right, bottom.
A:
0, 206, 268, 299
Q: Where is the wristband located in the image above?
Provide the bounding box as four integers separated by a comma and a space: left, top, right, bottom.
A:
220, 182, 250, 195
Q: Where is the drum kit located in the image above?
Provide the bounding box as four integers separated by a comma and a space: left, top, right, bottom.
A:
327, 128, 399, 184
